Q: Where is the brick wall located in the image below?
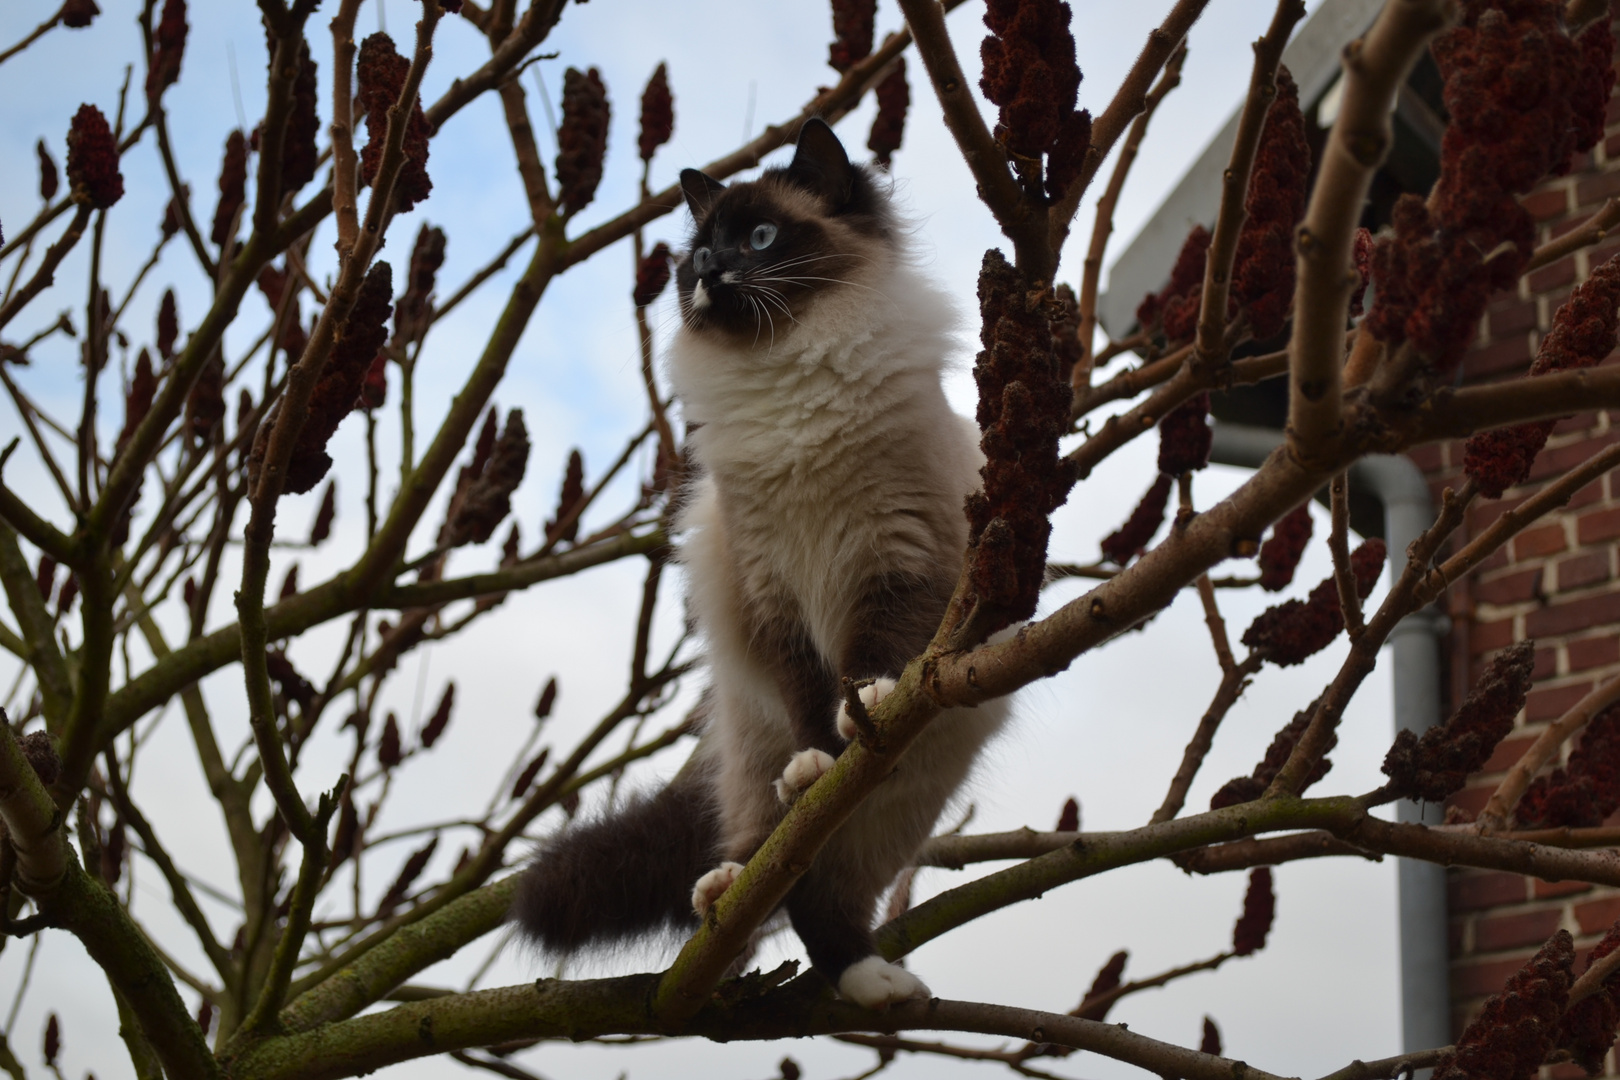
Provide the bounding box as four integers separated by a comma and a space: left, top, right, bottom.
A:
1408, 33, 1620, 1067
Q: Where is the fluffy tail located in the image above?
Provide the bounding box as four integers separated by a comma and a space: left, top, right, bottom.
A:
510, 772, 720, 952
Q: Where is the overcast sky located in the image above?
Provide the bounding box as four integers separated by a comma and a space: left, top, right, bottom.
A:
0, 1, 1409, 1079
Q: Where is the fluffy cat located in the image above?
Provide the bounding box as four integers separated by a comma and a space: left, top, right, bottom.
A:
511, 118, 1010, 1009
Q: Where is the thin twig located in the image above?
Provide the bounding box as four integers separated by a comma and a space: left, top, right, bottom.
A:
1477, 672, 1620, 832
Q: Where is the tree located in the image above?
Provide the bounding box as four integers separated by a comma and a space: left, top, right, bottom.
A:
5, 0, 1620, 1077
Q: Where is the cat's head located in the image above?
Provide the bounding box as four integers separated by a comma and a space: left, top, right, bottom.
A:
675, 118, 895, 338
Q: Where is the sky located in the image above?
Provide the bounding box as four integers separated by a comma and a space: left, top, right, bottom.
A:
0, 1, 1409, 1079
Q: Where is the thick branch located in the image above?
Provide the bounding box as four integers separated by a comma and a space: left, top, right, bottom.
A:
1286, 0, 1453, 463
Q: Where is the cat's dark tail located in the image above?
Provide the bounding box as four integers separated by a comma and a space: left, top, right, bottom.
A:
510, 768, 720, 953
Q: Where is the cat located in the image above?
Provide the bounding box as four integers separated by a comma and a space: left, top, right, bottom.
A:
510, 118, 1011, 1009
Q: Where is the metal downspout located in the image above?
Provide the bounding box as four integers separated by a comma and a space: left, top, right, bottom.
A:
1207, 423, 1449, 1053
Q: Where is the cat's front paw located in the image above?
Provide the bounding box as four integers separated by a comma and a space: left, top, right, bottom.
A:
835, 677, 897, 740
691, 862, 745, 917
773, 749, 835, 805
838, 956, 930, 1009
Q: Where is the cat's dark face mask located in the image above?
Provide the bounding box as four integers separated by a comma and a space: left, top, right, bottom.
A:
675, 118, 886, 338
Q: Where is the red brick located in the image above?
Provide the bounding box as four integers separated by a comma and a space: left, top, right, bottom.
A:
1577, 169, 1620, 207
1533, 431, 1620, 481
1569, 476, 1607, 510
1453, 872, 1529, 911
1524, 187, 1571, 222
1470, 493, 1530, 532
1525, 591, 1620, 637
1534, 644, 1559, 680
1450, 784, 1494, 816
1528, 681, 1594, 721
1478, 546, 1511, 574
1549, 1062, 1591, 1080
1530, 256, 1578, 293
1568, 634, 1620, 671
1471, 618, 1517, 655
1408, 444, 1444, 473
1463, 335, 1534, 379
1575, 894, 1620, 935
1556, 550, 1612, 592
1537, 876, 1594, 898
1483, 733, 1540, 773
1515, 524, 1569, 559
1578, 506, 1620, 544
1488, 297, 1539, 338
1472, 907, 1565, 952
1475, 568, 1543, 606
1452, 954, 1535, 998
1552, 412, 1601, 436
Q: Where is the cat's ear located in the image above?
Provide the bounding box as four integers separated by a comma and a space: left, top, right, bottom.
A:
786, 118, 854, 208
680, 169, 727, 220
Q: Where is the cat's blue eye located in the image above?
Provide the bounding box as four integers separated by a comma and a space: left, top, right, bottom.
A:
750, 223, 778, 251
693, 246, 712, 272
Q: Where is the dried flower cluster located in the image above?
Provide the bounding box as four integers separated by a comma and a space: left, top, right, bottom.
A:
1381, 640, 1534, 802
357, 33, 432, 211
20, 729, 62, 786
1559, 921, 1620, 1075
1099, 474, 1171, 565
309, 482, 336, 544
66, 104, 123, 210
116, 349, 157, 459
157, 289, 178, 358
257, 264, 307, 364
145, 0, 186, 105
1257, 503, 1313, 591
1368, 1, 1613, 373
1433, 930, 1573, 1080
1076, 950, 1127, 1021
634, 242, 673, 308
1229, 67, 1310, 341
868, 56, 910, 168
1349, 227, 1374, 318
440, 408, 530, 548
210, 129, 247, 248
828, 0, 875, 72
61, 0, 99, 28
1211, 700, 1336, 808
638, 62, 673, 163
511, 748, 550, 801
1516, 702, 1620, 829
420, 683, 455, 748
1200, 1018, 1222, 1056
36, 140, 58, 201
1464, 253, 1620, 497
277, 37, 320, 195
397, 224, 446, 343
556, 67, 610, 217
546, 449, 586, 543
965, 251, 1077, 628
378, 837, 438, 915
185, 354, 225, 443
1157, 391, 1212, 476
1048, 283, 1081, 384
1231, 867, 1275, 956
260, 261, 393, 495
1137, 225, 1210, 343
265, 650, 315, 714
1055, 795, 1079, 832
979, 0, 1091, 198
1241, 539, 1385, 666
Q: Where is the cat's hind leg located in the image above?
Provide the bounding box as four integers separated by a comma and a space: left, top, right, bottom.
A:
785, 863, 929, 1009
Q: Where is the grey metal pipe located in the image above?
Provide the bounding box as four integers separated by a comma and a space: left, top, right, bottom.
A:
1207, 423, 1448, 1054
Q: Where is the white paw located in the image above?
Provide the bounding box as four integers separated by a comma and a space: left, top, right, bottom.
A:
773, 749, 836, 805
838, 956, 930, 1009
835, 677, 898, 740
691, 861, 744, 917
